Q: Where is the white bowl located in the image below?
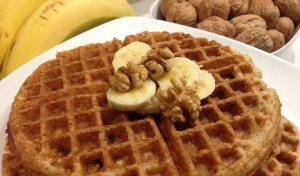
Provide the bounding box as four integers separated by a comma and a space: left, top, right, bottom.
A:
149, 0, 300, 56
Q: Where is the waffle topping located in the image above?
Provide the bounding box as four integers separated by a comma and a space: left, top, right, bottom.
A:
142, 49, 172, 80
110, 45, 173, 93
157, 77, 201, 123
107, 41, 215, 122
109, 61, 148, 91
109, 71, 131, 92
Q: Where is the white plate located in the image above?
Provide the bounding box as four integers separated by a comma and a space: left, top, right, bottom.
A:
149, 0, 300, 56
1, 17, 300, 171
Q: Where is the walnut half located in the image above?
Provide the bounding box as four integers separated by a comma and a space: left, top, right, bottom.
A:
157, 77, 201, 123
109, 61, 148, 92
109, 72, 131, 92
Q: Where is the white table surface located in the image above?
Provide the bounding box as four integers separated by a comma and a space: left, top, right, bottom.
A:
129, 0, 300, 68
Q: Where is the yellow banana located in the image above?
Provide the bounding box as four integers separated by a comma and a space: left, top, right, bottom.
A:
1, 0, 135, 78
0, 0, 47, 72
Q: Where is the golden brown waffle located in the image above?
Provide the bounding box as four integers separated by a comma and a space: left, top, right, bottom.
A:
254, 116, 300, 176
3, 31, 282, 175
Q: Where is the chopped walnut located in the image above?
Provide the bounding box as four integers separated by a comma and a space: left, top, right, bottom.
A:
109, 61, 148, 91
145, 61, 164, 80
127, 61, 148, 88
142, 49, 172, 72
157, 77, 201, 123
109, 72, 131, 92
157, 47, 175, 58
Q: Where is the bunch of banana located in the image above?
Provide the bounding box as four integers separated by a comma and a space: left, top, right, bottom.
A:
0, 0, 48, 75
107, 42, 216, 114
0, 0, 135, 79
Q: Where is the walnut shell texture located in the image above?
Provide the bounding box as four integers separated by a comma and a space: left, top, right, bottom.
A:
160, 0, 179, 18
166, 2, 197, 26
230, 14, 267, 36
235, 27, 273, 52
158, 0, 299, 53
197, 16, 235, 38
274, 17, 295, 41
267, 29, 285, 52
274, 0, 300, 21
196, 0, 230, 21
229, 0, 249, 18
248, 0, 280, 28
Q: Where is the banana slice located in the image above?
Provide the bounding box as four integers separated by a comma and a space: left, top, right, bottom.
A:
195, 70, 216, 100
112, 41, 151, 71
156, 57, 215, 100
136, 95, 161, 115
107, 79, 156, 111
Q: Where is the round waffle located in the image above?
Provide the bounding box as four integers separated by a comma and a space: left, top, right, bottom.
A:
3, 31, 282, 175
254, 116, 300, 176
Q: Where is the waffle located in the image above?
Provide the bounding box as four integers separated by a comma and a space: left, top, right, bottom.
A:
2, 31, 282, 175
254, 116, 300, 176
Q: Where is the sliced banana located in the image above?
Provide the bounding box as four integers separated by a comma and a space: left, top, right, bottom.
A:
136, 95, 161, 115
112, 41, 152, 71
107, 79, 156, 111
195, 70, 216, 100
156, 57, 200, 90
156, 57, 215, 100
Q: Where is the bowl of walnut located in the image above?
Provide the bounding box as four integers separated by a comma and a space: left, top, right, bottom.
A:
150, 0, 300, 56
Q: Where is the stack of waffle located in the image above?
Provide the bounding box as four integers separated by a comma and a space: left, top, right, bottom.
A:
2, 31, 300, 176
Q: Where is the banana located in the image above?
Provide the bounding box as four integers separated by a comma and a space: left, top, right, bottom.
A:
194, 69, 216, 100
112, 41, 152, 71
156, 57, 215, 100
1, 0, 135, 78
136, 57, 215, 114
107, 79, 157, 111
108, 41, 156, 111
0, 0, 47, 72
136, 95, 161, 114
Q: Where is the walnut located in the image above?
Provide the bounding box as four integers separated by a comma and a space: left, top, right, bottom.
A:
109, 72, 131, 92
274, 17, 295, 42
197, 16, 235, 38
229, 0, 249, 18
230, 14, 266, 36
248, 0, 280, 29
126, 61, 148, 88
145, 61, 164, 80
267, 29, 285, 52
235, 27, 274, 52
189, 0, 202, 8
195, 0, 230, 21
274, 0, 300, 21
166, 2, 197, 26
142, 49, 172, 72
159, 0, 179, 18
157, 47, 175, 58
157, 77, 201, 123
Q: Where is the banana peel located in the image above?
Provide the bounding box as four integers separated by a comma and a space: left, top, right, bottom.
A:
0, 0, 48, 73
1, 0, 135, 79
